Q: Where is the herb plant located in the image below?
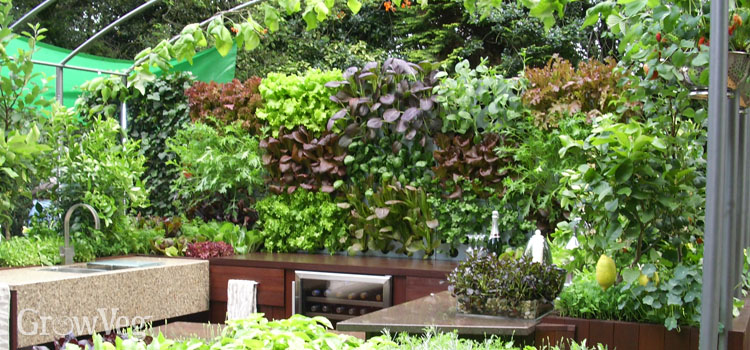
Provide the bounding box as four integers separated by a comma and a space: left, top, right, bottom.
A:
427, 180, 502, 252
448, 251, 566, 304
167, 121, 265, 227
345, 133, 434, 189
0, 235, 61, 267
257, 69, 342, 137
326, 58, 442, 142
255, 190, 347, 253
260, 127, 347, 194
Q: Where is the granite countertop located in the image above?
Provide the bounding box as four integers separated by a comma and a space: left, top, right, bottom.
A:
2, 256, 210, 347
337, 291, 538, 336
0, 256, 203, 289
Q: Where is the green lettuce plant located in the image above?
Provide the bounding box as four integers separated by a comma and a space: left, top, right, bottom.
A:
255, 190, 347, 252
257, 69, 342, 137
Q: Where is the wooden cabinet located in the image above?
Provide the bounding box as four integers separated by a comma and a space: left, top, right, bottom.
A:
209, 253, 456, 323
209, 265, 286, 322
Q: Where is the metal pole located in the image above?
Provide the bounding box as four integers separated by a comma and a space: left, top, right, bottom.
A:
9, 0, 58, 29
700, 0, 729, 348
743, 107, 750, 252
60, 0, 160, 66
728, 95, 743, 301
125, 0, 265, 74
54, 66, 63, 104
31, 59, 126, 77
120, 75, 128, 144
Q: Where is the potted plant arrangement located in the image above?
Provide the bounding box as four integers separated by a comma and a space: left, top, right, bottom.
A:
447, 250, 566, 319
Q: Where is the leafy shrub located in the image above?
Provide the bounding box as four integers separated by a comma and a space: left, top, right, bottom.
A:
185, 77, 264, 132
185, 241, 235, 259
556, 266, 701, 330
432, 133, 512, 196
338, 179, 440, 256
448, 251, 566, 304
167, 122, 264, 227
257, 69, 342, 137
558, 115, 703, 268
522, 56, 630, 129
0, 126, 49, 237
127, 72, 195, 216
498, 113, 591, 233
326, 58, 442, 142
40, 107, 148, 259
345, 133, 434, 188
434, 59, 523, 137
255, 190, 347, 253
260, 127, 347, 194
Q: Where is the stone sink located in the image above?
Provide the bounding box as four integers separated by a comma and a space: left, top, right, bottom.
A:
0, 256, 209, 347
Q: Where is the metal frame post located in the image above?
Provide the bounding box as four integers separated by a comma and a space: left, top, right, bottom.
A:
728, 94, 743, 302
120, 75, 128, 143
54, 66, 63, 104
700, 0, 729, 348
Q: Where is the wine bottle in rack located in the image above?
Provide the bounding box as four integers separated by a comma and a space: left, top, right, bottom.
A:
348, 307, 357, 315
311, 289, 322, 297
359, 291, 369, 300
348, 292, 356, 300
335, 305, 346, 314
321, 305, 331, 313
324, 289, 333, 298
359, 308, 369, 315
310, 304, 321, 312
375, 293, 382, 302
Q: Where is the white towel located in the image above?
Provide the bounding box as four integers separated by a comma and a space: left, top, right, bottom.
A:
226, 279, 258, 321
0, 282, 9, 350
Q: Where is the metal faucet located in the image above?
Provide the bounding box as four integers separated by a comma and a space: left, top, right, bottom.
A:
61, 203, 100, 265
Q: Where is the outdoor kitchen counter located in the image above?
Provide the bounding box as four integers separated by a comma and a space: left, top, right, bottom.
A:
0, 257, 209, 348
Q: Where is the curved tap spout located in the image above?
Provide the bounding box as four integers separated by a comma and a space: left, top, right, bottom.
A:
61, 203, 100, 265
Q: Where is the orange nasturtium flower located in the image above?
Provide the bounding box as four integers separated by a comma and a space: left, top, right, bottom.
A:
230, 27, 239, 34
384, 1, 395, 12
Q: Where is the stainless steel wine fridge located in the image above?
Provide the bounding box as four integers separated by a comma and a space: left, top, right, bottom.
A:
293, 270, 392, 323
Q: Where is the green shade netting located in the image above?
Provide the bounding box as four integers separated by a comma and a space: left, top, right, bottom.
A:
5, 37, 237, 107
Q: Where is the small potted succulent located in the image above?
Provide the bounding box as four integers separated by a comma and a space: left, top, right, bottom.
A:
447, 250, 566, 319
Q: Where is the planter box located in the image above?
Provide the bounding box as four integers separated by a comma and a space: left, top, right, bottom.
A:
537, 298, 750, 350
456, 294, 553, 320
